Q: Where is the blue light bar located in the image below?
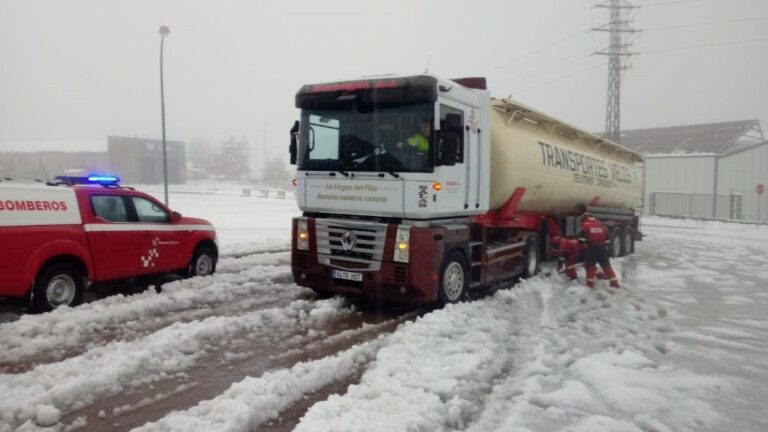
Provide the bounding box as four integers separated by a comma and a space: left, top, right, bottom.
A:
87, 175, 120, 184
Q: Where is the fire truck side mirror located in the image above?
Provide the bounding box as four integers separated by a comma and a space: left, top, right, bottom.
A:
289, 120, 299, 165
171, 211, 182, 223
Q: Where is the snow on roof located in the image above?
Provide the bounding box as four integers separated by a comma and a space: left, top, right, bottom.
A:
719, 139, 768, 157
606, 120, 763, 155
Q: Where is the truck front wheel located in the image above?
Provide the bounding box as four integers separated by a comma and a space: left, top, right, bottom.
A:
438, 251, 468, 305
190, 246, 217, 277
33, 263, 85, 312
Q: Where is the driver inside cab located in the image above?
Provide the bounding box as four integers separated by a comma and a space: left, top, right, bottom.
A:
397, 120, 431, 152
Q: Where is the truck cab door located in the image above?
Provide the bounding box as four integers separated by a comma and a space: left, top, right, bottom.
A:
86, 194, 139, 281
127, 196, 183, 274
434, 102, 473, 216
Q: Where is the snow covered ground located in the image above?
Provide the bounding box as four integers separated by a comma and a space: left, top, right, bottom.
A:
1, 188, 767, 431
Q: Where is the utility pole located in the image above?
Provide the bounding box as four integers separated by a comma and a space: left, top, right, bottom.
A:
159, 26, 170, 205
592, 0, 640, 144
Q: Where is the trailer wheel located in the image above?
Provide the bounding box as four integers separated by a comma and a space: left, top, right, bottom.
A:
190, 245, 217, 277
621, 227, 635, 256
32, 263, 85, 312
522, 237, 541, 278
609, 228, 622, 258
438, 251, 468, 305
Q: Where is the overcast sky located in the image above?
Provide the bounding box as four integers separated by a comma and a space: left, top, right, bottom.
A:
1, 0, 766, 169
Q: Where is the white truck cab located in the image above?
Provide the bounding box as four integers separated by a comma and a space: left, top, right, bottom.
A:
292, 75, 491, 220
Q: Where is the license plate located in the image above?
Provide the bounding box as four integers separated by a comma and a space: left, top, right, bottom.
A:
332, 269, 363, 282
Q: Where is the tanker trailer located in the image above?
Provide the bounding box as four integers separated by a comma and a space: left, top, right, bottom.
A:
289, 74, 643, 305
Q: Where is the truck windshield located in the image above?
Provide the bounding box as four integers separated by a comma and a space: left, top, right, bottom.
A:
298, 103, 434, 173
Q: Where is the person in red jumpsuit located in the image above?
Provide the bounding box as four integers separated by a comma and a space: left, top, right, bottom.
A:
550, 236, 606, 281
577, 212, 620, 288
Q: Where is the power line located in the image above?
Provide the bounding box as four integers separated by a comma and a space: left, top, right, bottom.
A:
643, 0, 757, 7
511, 62, 608, 96
497, 48, 598, 88
488, 28, 591, 72
509, 36, 768, 97
646, 16, 768, 30
643, 0, 712, 7
643, 36, 768, 53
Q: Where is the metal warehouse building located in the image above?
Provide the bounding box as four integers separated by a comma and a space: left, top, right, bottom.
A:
617, 120, 767, 222
108, 136, 186, 184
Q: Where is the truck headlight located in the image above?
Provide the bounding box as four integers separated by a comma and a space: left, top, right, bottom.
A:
393, 226, 410, 263
297, 218, 309, 251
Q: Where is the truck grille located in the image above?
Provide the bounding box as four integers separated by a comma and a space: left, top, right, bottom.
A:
315, 219, 387, 271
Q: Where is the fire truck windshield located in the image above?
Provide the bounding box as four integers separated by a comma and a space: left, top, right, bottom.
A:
298, 103, 434, 173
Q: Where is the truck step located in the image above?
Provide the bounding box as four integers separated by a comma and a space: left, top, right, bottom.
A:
486, 241, 525, 255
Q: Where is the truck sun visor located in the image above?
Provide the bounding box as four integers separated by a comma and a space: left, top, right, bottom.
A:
296, 75, 438, 109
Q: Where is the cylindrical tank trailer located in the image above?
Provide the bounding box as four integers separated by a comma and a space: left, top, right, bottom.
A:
488, 99, 643, 213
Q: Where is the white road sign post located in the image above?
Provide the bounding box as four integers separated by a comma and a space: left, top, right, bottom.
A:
757, 183, 764, 227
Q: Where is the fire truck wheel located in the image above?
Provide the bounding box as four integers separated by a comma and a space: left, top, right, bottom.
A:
609, 228, 622, 258
522, 236, 541, 278
438, 251, 468, 305
191, 246, 217, 277
33, 263, 85, 312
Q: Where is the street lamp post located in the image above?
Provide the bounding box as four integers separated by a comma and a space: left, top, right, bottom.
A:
159, 26, 170, 206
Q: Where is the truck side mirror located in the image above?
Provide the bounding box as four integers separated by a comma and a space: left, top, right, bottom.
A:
289, 120, 299, 165
171, 211, 182, 223
438, 113, 462, 167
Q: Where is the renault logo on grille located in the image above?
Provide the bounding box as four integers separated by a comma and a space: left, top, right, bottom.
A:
340, 230, 357, 251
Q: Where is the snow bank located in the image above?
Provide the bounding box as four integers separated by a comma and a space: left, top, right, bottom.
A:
134, 337, 386, 432
0, 297, 352, 430
0, 253, 299, 364
295, 274, 727, 432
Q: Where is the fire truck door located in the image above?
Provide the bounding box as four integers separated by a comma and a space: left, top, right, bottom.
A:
86, 195, 139, 280
129, 196, 182, 273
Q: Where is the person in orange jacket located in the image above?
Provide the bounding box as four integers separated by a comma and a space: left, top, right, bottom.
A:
577, 210, 620, 288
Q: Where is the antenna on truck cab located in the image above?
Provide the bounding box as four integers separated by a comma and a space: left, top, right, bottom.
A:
424, 55, 432, 74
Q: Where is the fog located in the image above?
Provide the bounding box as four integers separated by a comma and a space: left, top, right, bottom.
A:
1, 0, 766, 171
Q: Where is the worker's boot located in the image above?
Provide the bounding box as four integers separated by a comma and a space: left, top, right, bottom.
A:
565, 258, 578, 280
603, 266, 620, 288
585, 266, 596, 288
565, 265, 577, 280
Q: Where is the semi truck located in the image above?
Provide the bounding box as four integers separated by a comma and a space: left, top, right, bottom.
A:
288, 74, 643, 305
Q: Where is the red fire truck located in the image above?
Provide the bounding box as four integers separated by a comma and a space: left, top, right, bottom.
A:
0, 175, 218, 311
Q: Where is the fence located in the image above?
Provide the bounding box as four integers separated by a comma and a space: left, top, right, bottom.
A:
649, 192, 743, 220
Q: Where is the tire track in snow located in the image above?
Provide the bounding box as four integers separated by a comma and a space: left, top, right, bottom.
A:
0, 297, 356, 431
220, 246, 291, 260
0, 252, 298, 372
461, 266, 722, 432
61, 307, 423, 432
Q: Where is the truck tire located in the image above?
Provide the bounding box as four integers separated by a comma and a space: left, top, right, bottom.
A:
522, 236, 541, 278
33, 263, 85, 312
621, 227, 635, 256
438, 251, 468, 305
190, 245, 217, 277
609, 228, 622, 258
